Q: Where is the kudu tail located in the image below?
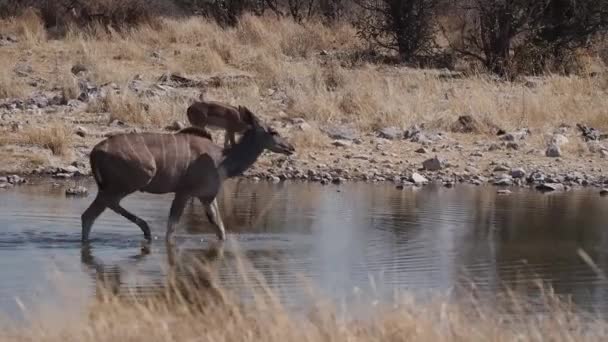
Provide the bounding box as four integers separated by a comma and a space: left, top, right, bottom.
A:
89, 149, 105, 190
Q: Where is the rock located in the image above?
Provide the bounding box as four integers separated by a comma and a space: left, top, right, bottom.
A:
493, 176, 513, 186
75, 126, 88, 137
536, 183, 565, 192
65, 186, 88, 197
545, 144, 561, 158
497, 189, 512, 195
506, 142, 519, 150
7, 175, 25, 184
551, 134, 569, 147
320, 178, 330, 185
450, 115, 482, 133
332, 140, 352, 148
493, 165, 510, 172
322, 125, 359, 141
510, 168, 526, 179
165, 120, 186, 131
488, 143, 501, 151
422, 156, 443, 171
269, 176, 281, 183
601, 150, 608, 159
0, 183, 8, 189
601, 189, 608, 196
377, 127, 402, 140
0, 176, 6, 183
30, 94, 49, 108
404, 125, 422, 140
587, 141, 607, 153
71, 63, 88, 75
410, 173, 428, 185
62, 165, 80, 174
332, 177, 345, 184
415, 147, 428, 154
14, 63, 33, 76
500, 128, 530, 141
296, 122, 312, 131
577, 123, 608, 141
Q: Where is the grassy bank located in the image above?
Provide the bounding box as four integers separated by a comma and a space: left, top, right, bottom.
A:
0, 12, 607, 133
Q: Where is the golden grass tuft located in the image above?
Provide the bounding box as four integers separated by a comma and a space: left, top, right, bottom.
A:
0, 68, 28, 99
3, 249, 608, 342
22, 122, 73, 156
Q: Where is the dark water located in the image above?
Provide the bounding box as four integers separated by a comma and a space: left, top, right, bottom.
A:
1, 179, 608, 320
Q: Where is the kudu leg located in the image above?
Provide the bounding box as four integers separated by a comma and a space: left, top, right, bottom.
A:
81, 193, 108, 242
107, 200, 152, 241
166, 193, 189, 243
200, 197, 226, 241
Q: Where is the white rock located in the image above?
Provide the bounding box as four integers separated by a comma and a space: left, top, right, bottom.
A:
410, 173, 428, 185
536, 183, 565, 192
551, 134, 569, 147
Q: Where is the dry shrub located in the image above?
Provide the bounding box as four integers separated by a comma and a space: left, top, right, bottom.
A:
22, 121, 72, 155
0, 68, 28, 99
90, 90, 188, 127
15, 7, 46, 44
5, 250, 608, 342
278, 20, 332, 58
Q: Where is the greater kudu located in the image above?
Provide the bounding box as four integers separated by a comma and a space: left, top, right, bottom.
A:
186, 101, 250, 148
81, 108, 294, 243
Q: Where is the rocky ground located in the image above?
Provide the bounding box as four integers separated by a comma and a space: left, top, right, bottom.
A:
1, 72, 608, 196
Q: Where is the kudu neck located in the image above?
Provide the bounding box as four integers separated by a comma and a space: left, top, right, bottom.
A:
218, 132, 265, 180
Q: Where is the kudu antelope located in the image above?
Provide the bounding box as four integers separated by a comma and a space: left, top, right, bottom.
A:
81, 108, 294, 243
186, 101, 251, 148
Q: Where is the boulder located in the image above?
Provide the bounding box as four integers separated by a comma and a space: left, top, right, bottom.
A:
536, 183, 565, 192
510, 168, 526, 179
422, 156, 443, 171
545, 144, 561, 158
410, 173, 428, 185
377, 127, 402, 140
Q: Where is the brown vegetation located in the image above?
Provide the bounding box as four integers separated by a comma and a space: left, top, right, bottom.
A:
2, 251, 607, 341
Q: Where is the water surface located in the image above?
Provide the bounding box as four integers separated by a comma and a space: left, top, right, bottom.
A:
1, 179, 607, 320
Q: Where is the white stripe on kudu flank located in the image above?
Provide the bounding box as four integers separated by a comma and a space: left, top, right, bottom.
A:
171, 134, 179, 178
139, 134, 153, 162
124, 135, 142, 165
183, 135, 191, 169
159, 134, 166, 170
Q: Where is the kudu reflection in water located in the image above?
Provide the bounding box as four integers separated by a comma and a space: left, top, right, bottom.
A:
80, 243, 226, 305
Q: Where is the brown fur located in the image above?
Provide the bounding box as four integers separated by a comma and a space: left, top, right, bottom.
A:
186, 101, 251, 148
81, 108, 295, 244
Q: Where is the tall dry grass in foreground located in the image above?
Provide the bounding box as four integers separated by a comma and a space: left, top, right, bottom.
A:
3, 247, 608, 342
0, 12, 607, 131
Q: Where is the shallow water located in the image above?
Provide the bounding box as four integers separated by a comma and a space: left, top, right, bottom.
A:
1, 179, 608, 320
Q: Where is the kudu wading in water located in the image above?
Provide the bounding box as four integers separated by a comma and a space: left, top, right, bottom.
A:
186, 101, 251, 149
81, 108, 295, 243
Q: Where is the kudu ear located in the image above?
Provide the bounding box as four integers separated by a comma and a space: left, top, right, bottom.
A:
238, 106, 259, 128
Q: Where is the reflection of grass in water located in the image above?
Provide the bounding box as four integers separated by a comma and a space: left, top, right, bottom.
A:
4, 245, 608, 341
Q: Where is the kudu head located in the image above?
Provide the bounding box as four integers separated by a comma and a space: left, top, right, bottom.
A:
238, 106, 295, 155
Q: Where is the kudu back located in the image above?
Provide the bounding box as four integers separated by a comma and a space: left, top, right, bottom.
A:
81, 107, 295, 244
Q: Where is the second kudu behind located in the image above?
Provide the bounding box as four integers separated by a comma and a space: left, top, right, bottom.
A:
81, 107, 294, 243
186, 100, 251, 148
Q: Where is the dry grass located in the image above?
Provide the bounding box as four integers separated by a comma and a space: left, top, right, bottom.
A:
21, 122, 73, 156
0, 12, 606, 134
89, 89, 189, 127
2, 249, 607, 342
